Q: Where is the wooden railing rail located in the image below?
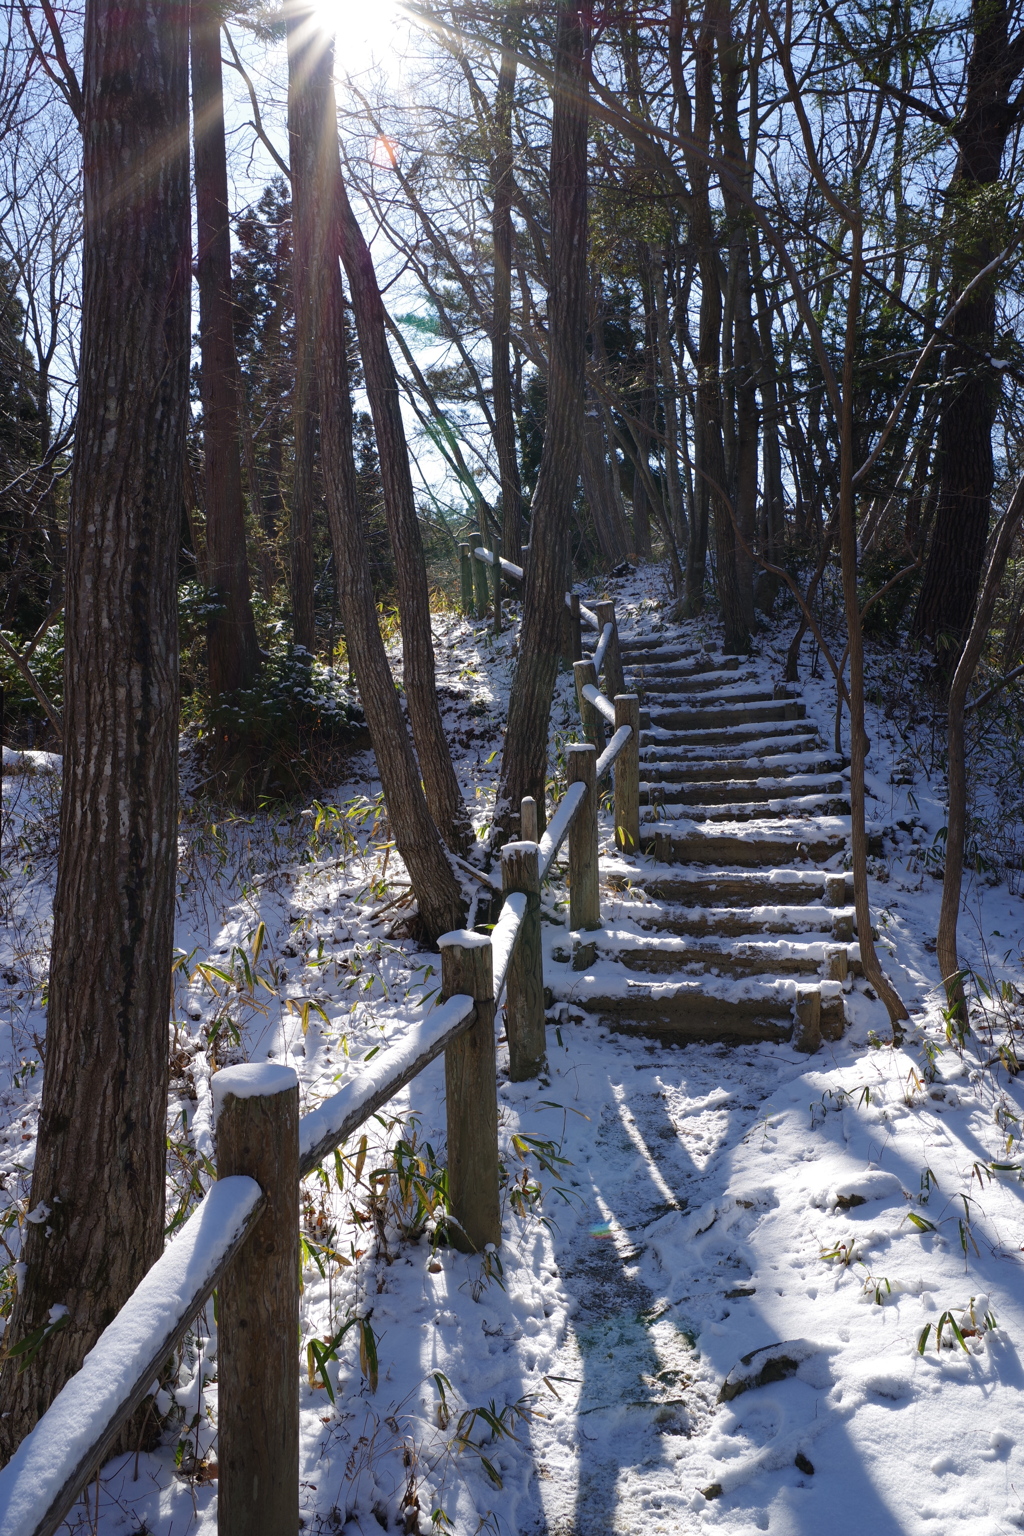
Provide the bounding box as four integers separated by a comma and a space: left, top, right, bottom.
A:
0, 1176, 265, 1536
0, 562, 642, 1536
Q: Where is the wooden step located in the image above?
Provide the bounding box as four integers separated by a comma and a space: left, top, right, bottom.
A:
641, 686, 776, 711
618, 641, 704, 663
548, 969, 811, 1044
624, 664, 750, 691
608, 899, 855, 940
640, 821, 848, 866
651, 700, 806, 731
586, 928, 843, 979
636, 752, 846, 783
603, 857, 850, 907
642, 722, 818, 751
638, 773, 847, 803
640, 794, 850, 822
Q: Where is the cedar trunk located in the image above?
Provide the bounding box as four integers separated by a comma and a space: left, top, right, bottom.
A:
496, 0, 590, 836
491, 23, 525, 565
284, 1, 319, 655
0, 0, 189, 1457
912, 0, 1023, 667
191, 0, 261, 698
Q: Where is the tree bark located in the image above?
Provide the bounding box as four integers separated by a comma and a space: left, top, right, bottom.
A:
496, 0, 590, 837
491, 16, 525, 565
333, 171, 472, 855
938, 476, 1024, 1016
191, 0, 261, 697
0, 0, 189, 1457
284, 1, 319, 655
312, 39, 465, 942
912, 0, 1024, 669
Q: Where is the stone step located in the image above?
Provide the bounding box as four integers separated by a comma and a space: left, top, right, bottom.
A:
640, 794, 851, 823
650, 700, 806, 731
641, 820, 848, 867
584, 928, 849, 980
548, 969, 839, 1045
636, 752, 846, 783
638, 773, 847, 803
642, 721, 818, 751
603, 856, 851, 908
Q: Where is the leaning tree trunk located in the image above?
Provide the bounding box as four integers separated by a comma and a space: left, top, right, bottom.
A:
491, 14, 524, 565
191, 0, 261, 698
938, 475, 1024, 1017
496, 0, 590, 839
310, 56, 465, 940
333, 172, 472, 856
0, 0, 189, 1458
284, 0, 319, 655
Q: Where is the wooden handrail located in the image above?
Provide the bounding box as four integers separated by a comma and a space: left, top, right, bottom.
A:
0, 1178, 265, 1536
298, 995, 476, 1177
0, 582, 641, 1536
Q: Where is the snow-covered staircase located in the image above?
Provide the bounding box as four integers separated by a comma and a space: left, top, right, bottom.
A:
548, 631, 853, 1049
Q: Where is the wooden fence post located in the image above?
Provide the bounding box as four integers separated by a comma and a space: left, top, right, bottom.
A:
573, 658, 606, 753
569, 592, 582, 663
520, 794, 539, 843
492, 535, 503, 636
614, 693, 641, 855
593, 599, 625, 700
501, 841, 545, 1080
472, 535, 489, 618
459, 542, 473, 616
439, 932, 501, 1252
215, 1063, 300, 1536
566, 743, 600, 936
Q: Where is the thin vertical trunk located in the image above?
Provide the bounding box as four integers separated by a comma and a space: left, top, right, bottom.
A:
191, 0, 261, 696
839, 226, 907, 1030
0, 0, 189, 1456
491, 15, 524, 564
676, 0, 748, 651
311, 41, 465, 941
651, 251, 686, 548
284, 0, 319, 654
496, 0, 590, 837
333, 174, 472, 855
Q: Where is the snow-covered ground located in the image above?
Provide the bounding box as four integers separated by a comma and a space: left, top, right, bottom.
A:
3, 565, 1024, 1535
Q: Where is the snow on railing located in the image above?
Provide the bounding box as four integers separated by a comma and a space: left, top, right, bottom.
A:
298, 995, 476, 1177
581, 681, 617, 727
0, 1178, 264, 1536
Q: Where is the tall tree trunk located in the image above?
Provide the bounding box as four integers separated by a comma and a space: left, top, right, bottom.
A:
839, 227, 908, 1032
284, 0, 319, 654
491, 15, 524, 565
310, 48, 465, 940
496, 0, 590, 838
651, 251, 686, 547
0, 0, 189, 1457
912, 0, 1022, 669
677, 0, 748, 650
191, 0, 261, 697
938, 478, 1024, 1016
332, 174, 471, 855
